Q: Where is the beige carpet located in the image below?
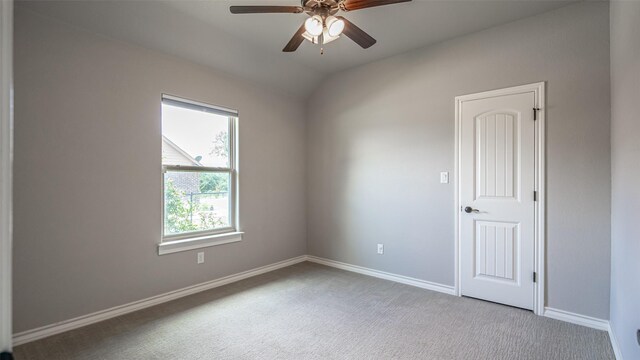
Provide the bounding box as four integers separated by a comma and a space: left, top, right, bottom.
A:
14, 262, 614, 359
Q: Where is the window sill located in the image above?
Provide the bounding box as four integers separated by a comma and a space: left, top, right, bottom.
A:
158, 231, 244, 255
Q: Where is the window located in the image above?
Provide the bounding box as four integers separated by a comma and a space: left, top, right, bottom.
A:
159, 95, 240, 254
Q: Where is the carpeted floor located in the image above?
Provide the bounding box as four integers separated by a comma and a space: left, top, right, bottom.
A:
14, 262, 614, 359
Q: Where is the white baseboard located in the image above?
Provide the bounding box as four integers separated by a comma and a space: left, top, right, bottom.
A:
11, 254, 621, 360
308, 254, 620, 360
543, 307, 609, 331
608, 325, 623, 360
544, 308, 623, 359
12, 255, 308, 346
307, 255, 456, 295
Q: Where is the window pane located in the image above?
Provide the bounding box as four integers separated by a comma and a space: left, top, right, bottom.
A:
162, 102, 229, 168
164, 171, 231, 236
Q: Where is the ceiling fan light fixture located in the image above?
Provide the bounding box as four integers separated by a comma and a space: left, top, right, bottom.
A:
302, 30, 338, 45
302, 31, 318, 44
230, 0, 407, 52
304, 15, 323, 37
322, 28, 339, 44
326, 16, 345, 37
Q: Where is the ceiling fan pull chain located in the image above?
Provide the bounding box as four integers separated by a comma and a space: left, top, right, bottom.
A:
321, 47, 324, 55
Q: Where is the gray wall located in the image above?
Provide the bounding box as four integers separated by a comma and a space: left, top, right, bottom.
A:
13, 8, 307, 332
14, 1, 617, 334
610, 1, 640, 358
307, 2, 611, 319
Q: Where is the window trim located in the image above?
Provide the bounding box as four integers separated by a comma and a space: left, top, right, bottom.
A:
162, 94, 238, 118
159, 95, 240, 255
158, 231, 244, 255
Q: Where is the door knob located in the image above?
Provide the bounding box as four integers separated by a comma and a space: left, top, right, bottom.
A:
464, 206, 479, 213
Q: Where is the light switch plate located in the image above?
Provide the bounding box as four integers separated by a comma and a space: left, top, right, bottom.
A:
440, 172, 449, 184
197, 252, 204, 264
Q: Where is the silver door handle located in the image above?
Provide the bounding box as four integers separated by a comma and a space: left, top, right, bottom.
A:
464, 206, 480, 213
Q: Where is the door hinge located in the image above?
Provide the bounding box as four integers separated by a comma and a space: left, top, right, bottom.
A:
533, 272, 537, 283
533, 108, 540, 121
533, 191, 537, 201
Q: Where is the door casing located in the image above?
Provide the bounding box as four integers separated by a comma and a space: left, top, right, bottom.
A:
0, 0, 13, 353
454, 82, 545, 315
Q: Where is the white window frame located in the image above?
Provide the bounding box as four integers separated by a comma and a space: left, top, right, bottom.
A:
158, 95, 242, 255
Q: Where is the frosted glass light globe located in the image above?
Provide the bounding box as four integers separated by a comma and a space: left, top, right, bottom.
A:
304, 15, 323, 37
326, 16, 344, 37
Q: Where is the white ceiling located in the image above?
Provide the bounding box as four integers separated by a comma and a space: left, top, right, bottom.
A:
18, 0, 577, 98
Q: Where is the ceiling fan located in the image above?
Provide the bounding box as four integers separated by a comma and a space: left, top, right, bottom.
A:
230, 0, 412, 52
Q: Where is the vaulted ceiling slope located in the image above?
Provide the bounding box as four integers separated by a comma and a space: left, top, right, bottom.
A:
17, 0, 576, 98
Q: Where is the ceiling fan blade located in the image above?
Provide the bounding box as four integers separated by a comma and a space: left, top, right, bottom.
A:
230, 6, 304, 14
339, 0, 411, 12
283, 24, 307, 52
337, 17, 376, 49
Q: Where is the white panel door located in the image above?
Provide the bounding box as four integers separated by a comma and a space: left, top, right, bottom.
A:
459, 91, 535, 310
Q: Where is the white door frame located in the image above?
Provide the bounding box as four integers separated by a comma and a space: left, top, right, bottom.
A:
454, 82, 546, 315
0, 0, 14, 354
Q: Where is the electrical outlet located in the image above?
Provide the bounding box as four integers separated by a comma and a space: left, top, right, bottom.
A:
377, 244, 384, 255
197, 252, 204, 264
440, 171, 449, 184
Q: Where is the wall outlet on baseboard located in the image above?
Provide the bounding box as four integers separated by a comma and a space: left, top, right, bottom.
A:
377, 244, 384, 255
197, 252, 204, 264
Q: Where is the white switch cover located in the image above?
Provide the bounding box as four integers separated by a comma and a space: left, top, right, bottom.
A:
197, 252, 205, 264
377, 244, 384, 255
440, 172, 449, 184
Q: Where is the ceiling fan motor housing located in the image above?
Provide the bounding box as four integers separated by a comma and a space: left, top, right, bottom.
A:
303, 0, 340, 17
